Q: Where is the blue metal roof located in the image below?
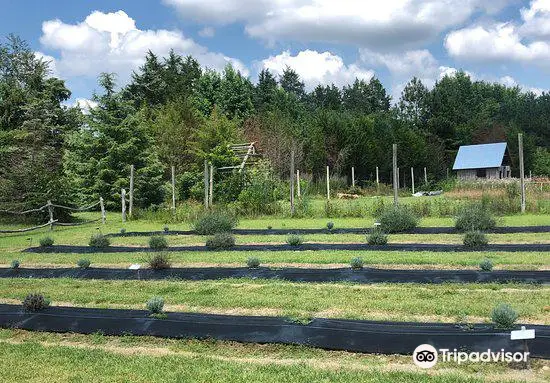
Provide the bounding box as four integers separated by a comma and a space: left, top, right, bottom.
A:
452, 143, 507, 170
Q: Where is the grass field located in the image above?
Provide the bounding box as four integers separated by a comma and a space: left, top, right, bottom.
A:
0, 211, 549, 382
2, 330, 548, 383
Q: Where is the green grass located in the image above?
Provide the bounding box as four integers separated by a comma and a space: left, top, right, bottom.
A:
3, 330, 546, 383
0, 278, 548, 324
1, 250, 546, 270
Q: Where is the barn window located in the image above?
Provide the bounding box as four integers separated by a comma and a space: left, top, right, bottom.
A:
476, 169, 486, 178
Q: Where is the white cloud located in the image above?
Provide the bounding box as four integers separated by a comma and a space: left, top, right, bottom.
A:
198, 27, 215, 38
499, 75, 545, 95
39, 10, 248, 84
259, 50, 374, 89
73, 98, 99, 114
165, 0, 512, 50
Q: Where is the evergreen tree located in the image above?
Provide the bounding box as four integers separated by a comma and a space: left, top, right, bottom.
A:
254, 69, 277, 111
280, 67, 305, 100
397, 77, 429, 128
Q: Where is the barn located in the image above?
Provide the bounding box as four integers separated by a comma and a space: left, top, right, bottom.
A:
452, 142, 512, 180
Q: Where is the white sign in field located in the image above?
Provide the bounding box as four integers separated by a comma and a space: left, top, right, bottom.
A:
129, 264, 141, 270
510, 326, 535, 340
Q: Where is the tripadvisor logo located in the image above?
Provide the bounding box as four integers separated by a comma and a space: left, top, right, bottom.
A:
413, 344, 530, 369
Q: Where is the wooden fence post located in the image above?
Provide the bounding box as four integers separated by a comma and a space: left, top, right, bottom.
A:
351, 166, 355, 187
411, 167, 415, 194
290, 145, 295, 216
129, 165, 134, 218
392, 144, 398, 207
121, 189, 126, 223
296, 170, 301, 198
100, 197, 106, 225
326, 166, 330, 200
519, 133, 526, 213
171, 166, 176, 216
376, 166, 379, 185
209, 164, 214, 208
397, 167, 400, 189
203, 160, 209, 209
424, 167, 428, 184
47, 200, 54, 231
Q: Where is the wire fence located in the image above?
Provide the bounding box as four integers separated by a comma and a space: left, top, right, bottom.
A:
0, 198, 105, 234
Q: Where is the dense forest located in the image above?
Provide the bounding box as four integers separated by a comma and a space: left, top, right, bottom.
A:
1, 36, 549, 212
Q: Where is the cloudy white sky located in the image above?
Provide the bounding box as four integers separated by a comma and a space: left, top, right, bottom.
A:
2, 0, 548, 103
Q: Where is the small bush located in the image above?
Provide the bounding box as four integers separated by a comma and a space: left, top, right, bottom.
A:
367, 228, 388, 245
149, 235, 168, 250
39, 236, 54, 247
77, 259, 91, 269
463, 231, 488, 248
479, 258, 493, 271
163, 225, 169, 233
22, 293, 50, 311
146, 296, 164, 314
491, 303, 518, 329
247, 257, 261, 268
267, 225, 273, 230
326, 221, 334, 230
350, 257, 364, 270
10, 260, 20, 269
455, 204, 496, 232
377, 206, 418, 233
89, 233, 110, 248
286, 234, 303, 246
206, 232, 236, 250
193, 211, 237, 235
147, 252, 171, 270
120, 228, 126, 234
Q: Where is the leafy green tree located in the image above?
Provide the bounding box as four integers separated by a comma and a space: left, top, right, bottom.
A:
397, 77, 429, 128
280, 67, 305, 100
254, 69, 277, 111
218, 64, 254, 120
64, 73, 164, 209
342, 77, 390, 114
0, 35, 79, 214
533, 147, 550, 176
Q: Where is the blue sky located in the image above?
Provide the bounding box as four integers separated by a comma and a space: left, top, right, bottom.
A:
1, 0, 548, 105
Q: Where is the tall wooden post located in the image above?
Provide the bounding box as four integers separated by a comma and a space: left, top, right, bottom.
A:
424, 167, 428, 184
326, 166, 330, 200
290, 144, 295, 216
47, 200, 54, 231
376, 166, 379, 185
392, 144, 398, 207
397, 167, 400, 189
129, 165, 134, 218
171, 166, 176, 216
296, 170, 301, 198
203, 160, 209, 209
519, 133, 526, 213
411, 167, 415, 194
351, 166, 355, 187
209, 164, 214, 207
99, 197, 106, 225
121, 189, 126, 223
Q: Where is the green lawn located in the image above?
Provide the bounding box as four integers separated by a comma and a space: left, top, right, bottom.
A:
2, 330, 547, 383
0, 278, 548, 324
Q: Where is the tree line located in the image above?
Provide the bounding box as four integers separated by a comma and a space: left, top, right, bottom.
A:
1, 35, 549, 212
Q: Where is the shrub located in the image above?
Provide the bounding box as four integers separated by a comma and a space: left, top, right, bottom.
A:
77, 259, 91, 269
120, 228, 126, 234
39, 236, 54, 247
326, 221, 334, 230
22, 293, 50, 311
205, 232, 236, 249
463, 231, 488, 248
163, 225, 169, 233
149, 235, 168, 250
267, 225, 273, 230
193, 210, 237, 235
147, 252, 171, 270
479, 258, 493, 271
286, 234, 303, 246
10, 260, 20, 269
89, 233, 110, 248
247, 257, 261, 268
377, 206, 418, 233
491, 303, 518, 329
146, 296, 164, 314
367, 228, 388, 245
350, 257, 364, 270
455, 204, 496, 232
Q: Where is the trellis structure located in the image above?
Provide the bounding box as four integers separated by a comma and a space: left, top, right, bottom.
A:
217, 142, 261, 173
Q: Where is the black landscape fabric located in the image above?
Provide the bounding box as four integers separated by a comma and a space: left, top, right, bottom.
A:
1, 267, 548, 284
0, 304, 548, 358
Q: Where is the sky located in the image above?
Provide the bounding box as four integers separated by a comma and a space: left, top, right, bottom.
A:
1, 0, 549, 107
